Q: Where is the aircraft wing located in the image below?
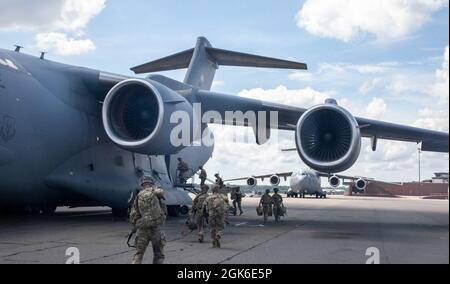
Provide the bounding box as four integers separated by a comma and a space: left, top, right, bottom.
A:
317, 172, 401, 186
195, 91, 449, 152
224, 172, 293, 182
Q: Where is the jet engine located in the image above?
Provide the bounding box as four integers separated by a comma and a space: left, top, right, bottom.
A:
270, 175, 281, 186
295, 99, 362, 173
329, 175, 341, 188
355, 178, 367, 191
247, 177, 258, 187
102, 79, 194, 155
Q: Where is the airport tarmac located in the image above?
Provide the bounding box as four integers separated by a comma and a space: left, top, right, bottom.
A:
0, 196, 448, 264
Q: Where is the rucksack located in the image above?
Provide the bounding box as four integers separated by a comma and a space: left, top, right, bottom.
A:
209, 194, 227, 216
194, 193, 208, 211
136, 189, 166, 228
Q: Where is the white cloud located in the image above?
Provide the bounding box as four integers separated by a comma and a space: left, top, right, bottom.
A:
414, 46, 449, 131
366, 97, 387, 119
0, 0, 105, 32
430, 45, 449, 104
0, 0, 106, 56
288, 71, 314, 81
239, 85, 329, 107
297, 0, 449, 42
318, 63, 391, 75
359, 78, 383, 94
386, 75, 426, 94
35, 32, 96, 56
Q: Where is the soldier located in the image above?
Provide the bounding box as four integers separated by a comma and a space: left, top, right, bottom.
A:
177, 158, 190, 184
130, 176, 167, 264
192, 184, 209, 243
214, 173, 224, 190
231, 187, 244, 216
198, 166, 207, 186
259, 189, 273, 224
203, 184, 229, 248
272, 188, 284, 222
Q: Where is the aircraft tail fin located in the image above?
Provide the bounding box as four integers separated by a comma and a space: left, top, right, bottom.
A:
131, 37, 308, 90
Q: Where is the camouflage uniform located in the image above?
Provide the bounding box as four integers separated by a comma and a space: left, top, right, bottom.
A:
215, 174, 224, 190
130, 177, 167, 264
272, 191, 283, 222
231, 187, 243, 216
259, 191, 273, 224
192, 185, 209, 242
198, 167, 207, 186
203, 185, 229, 248
177, 159, 190, 184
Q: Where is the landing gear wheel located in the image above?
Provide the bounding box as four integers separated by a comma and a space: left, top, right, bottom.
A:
167, 205, 181, 217
180, 206, 189, 216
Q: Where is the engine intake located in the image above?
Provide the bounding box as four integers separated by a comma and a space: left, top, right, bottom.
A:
103, 79, 194, 155
247, 177, 258, 187
270, 175, 281, 186
296, 102, 362, 173
329, 175, 341, 188
355, 178, 367, 191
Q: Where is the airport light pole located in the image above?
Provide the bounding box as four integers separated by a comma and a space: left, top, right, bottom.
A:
418, 148, 422, 183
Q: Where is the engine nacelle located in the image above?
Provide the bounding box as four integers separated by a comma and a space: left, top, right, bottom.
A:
329, 175, 341, 188
270, 175, 281, 186
355, 178, 367, 191
247, 177, 258, 187
295, 100, 362, 173
102, 79, 194, 155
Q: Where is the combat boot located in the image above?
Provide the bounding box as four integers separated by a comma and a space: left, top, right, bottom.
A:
132, 254, 143, 264
216, 236, 221, 249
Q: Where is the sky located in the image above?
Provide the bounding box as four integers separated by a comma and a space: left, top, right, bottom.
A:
0, 0, 448, 184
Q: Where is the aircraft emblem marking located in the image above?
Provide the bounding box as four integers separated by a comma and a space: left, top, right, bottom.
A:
0, 115, 16, 141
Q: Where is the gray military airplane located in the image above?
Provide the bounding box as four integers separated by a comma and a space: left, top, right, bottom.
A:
224, 169, 384, 199
0, 37, 448, 216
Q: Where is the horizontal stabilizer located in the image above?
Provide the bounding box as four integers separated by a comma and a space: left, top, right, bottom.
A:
131, 48, 194, 74
131, 42, 307, 75
206, 47, 307, 70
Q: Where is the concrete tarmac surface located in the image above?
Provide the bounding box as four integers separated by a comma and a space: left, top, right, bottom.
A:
0, 196, 448, 264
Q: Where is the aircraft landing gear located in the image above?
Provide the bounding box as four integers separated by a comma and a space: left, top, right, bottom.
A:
112, 207, 128, 219
167, 205, 181, 217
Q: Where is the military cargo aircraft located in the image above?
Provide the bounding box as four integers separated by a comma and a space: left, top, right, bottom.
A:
225, 169, 395, 198
0, 37, 448, 216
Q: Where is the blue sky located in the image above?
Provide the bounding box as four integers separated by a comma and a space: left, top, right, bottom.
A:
0, 0, 448, 182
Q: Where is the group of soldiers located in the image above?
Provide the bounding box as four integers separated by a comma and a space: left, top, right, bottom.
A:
259, 188, 285, 223
129, 163, 285, 264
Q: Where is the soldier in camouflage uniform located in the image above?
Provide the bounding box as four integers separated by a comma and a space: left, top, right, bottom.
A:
130, 176, 167, 264
203, 184, 229, 248
231, 187, 244, 216
272, 188, 284, 223
259, 189, 274, 224
177, 158, 190, 184
192, 184, 209, 243
198, 166, 207, 186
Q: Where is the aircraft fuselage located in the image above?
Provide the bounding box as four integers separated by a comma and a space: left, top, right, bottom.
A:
0, 49, 211, 213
